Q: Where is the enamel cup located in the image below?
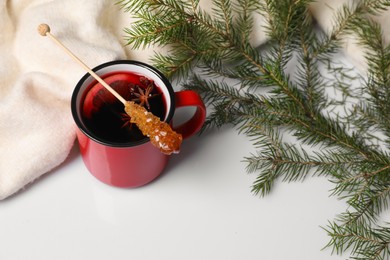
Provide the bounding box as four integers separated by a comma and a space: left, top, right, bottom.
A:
71, 60, 206, 187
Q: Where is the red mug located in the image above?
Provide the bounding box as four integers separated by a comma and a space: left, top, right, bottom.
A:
71, 60, 206, 187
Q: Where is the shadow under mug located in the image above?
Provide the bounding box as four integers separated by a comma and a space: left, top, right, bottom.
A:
71, 60, 206, 187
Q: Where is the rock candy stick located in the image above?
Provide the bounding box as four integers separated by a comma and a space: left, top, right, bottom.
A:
125, 101, 182, 155
38, 23, 183, 154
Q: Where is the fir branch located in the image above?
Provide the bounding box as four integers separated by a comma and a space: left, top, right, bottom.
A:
120, 0, 390, 258
324, 220, 390, 259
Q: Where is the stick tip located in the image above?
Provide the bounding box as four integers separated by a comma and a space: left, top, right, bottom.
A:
38, 24, 50, 36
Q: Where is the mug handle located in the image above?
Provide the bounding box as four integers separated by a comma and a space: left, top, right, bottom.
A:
173, 90, 206, 139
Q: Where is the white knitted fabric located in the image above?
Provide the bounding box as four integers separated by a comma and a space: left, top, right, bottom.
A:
0, 0, 388, 200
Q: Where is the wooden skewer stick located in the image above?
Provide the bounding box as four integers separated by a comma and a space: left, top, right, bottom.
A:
37, 23, 127, 105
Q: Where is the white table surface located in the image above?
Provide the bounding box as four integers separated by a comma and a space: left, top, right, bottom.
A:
0, 124, 349, 260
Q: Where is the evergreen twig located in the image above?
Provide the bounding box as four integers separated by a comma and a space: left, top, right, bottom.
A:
119, 0, 390, 258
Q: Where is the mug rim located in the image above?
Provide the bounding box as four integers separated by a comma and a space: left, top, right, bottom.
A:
71, 60, 176, 148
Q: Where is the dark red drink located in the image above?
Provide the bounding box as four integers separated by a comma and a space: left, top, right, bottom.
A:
81, 72, 166, 144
